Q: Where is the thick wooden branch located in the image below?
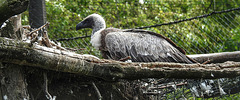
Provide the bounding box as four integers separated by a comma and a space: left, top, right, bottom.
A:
188, 51, 240, 63
0, 37, 240, 81
0, 0, 29, 25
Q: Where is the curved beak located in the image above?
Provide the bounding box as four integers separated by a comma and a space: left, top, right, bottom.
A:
76, 22, 84, 30
76, 19, 92, 30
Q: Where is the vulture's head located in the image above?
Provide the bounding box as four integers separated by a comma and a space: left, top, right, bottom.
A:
76, 14, 106, 34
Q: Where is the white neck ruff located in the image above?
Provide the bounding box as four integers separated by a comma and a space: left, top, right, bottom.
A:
90, 29, 104, 50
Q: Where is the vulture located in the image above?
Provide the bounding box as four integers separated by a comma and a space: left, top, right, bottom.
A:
76, 14, 196, 63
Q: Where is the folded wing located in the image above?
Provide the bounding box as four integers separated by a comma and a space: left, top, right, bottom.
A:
104, 29, 194, 63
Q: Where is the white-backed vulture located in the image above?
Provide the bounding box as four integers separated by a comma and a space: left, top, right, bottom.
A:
76, 14, 196, 63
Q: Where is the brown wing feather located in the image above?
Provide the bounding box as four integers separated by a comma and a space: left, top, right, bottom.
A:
123, 29, 187, 54
101, 28, 196, 63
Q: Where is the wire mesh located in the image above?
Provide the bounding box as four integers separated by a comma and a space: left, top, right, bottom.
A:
47, 0, 240, 56
27, 0, 240, 99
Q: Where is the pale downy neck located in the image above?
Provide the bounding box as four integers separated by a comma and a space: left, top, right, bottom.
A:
90, 14, 106, 49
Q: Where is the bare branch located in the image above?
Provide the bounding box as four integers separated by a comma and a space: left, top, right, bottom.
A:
28, 22, 49, 35
188, 51, 240, 63
43, 73, 53, 100
0, 37, 240, 81
0, 0, 29, 26
92, 82, 102, 100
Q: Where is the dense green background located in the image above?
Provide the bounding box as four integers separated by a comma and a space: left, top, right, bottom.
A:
22, 0, 240, 57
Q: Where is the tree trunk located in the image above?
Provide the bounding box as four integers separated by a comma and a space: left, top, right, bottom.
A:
0, 0, 29, 26
0, 63, 29, 100
0, 14, 29, 99
29, 0, 47, 28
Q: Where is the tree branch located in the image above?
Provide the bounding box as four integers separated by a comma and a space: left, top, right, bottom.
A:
0, 37, 240, 81
0, 0, 29, 26
188, 51, 240, 63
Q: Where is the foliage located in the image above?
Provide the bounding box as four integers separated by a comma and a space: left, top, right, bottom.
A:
21, 0, 240, 55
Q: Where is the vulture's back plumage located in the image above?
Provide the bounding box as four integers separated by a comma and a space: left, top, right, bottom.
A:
102, 29, 194, 63
76, 14, 196, 64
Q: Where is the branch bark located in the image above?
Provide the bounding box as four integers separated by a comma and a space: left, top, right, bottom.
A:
0, 63, 29, 100
188, 51, 240, 63
0, 0, 29, 26
0, 37, 240, 81
0, 14, 29, 99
